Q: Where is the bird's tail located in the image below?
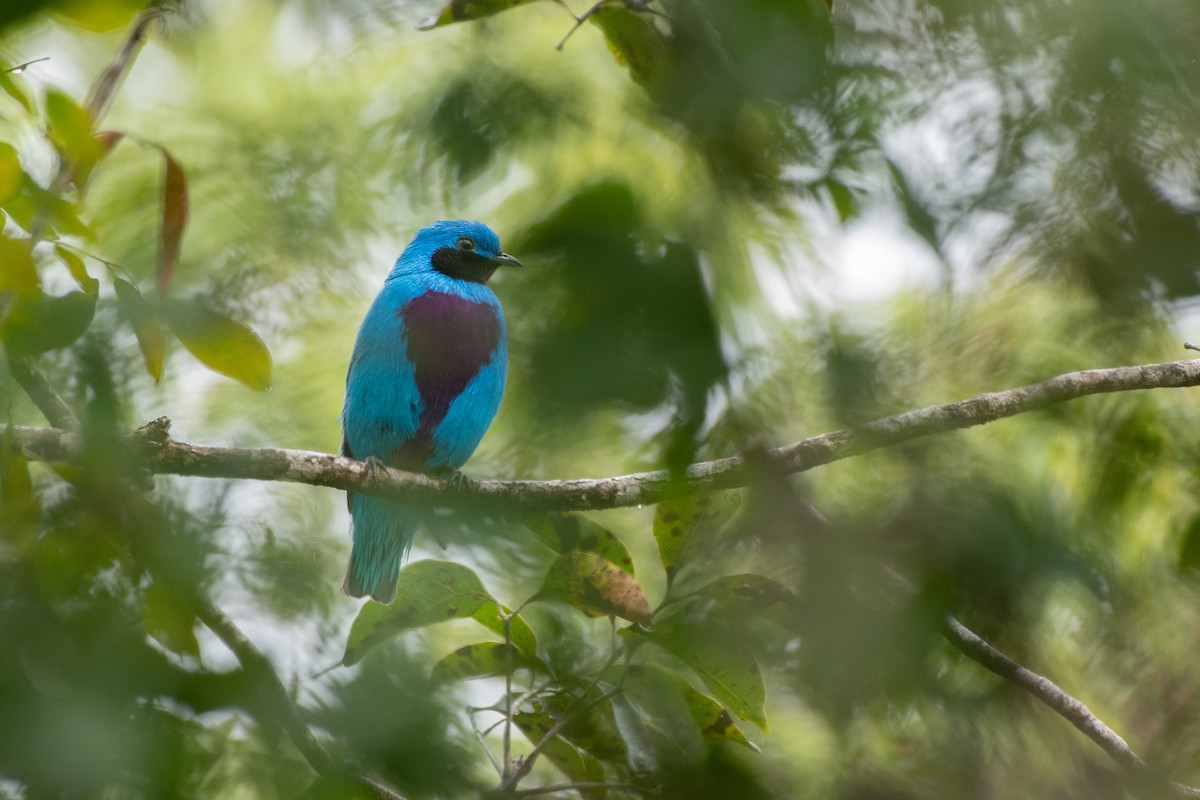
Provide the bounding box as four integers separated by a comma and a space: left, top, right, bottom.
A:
343, 494, 417, 604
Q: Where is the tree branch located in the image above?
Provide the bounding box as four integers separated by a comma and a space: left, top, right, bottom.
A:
7, 357, 80, 430
195, 599, 408, 800
939, 615, 1200, 799
9, 358, 1200, 512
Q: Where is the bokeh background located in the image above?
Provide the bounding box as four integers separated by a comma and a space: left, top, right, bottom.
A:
3, 0, 1200, 797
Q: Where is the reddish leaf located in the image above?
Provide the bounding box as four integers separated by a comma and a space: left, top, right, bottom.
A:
156, 149, 188, 298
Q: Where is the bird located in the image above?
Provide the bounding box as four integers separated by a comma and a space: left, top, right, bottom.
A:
340, 220, 522, 603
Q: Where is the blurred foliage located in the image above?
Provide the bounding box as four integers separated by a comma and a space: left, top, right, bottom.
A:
2, 0, 1200, 797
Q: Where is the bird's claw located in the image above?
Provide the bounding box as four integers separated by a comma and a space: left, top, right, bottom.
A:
362, 455, 388, 479
434, 466, 473, 492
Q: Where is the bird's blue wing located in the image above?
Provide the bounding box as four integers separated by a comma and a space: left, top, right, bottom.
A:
341, 281, 424, 463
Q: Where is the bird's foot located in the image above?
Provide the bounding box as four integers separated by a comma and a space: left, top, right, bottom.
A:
362, 455, 388, 480
433, 466, 473, 492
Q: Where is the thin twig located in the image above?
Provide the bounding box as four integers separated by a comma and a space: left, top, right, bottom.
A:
196, 599, 408, 800
503, 613, 515, 780
85, 8, 170, 121
3, 57, 50, 74
10, 358, 1200, 513
469, 710, 505, 777
499, 637, 626, 794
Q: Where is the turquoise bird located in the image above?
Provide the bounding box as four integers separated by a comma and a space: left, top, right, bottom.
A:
341, 220, 521, 602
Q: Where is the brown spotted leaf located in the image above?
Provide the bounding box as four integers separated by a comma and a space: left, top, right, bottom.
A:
156, 148, 187, 297
527, 512, 635, 574
697, 574, 801, 624
533, 551, 651, 625
678, 680, 758, 750
652, 492, 740, 577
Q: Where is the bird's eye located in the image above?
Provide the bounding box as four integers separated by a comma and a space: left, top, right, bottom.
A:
456, 237, 476, 252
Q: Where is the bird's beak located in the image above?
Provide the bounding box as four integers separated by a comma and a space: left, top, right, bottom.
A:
490, 252, 523, 269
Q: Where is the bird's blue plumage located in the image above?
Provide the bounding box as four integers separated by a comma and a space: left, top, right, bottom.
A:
341, 220, 520, 602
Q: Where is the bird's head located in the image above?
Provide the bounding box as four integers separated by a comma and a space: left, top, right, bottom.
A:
402, 219, 522, 285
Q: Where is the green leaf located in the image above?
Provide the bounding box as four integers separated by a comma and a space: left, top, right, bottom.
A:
3, 290, 96, 355
114, 279, 166, 383
417, 0, 542, 30
0, 72, 32, 113
430, 642, 542, 685
0, 234, 39, 295
161, 299, 273, 391
600, 663, 757, 754
607, 664, 704, 765
343, 560, 491, 665
471, 599, 538, 657
678, 681, 758, 750
696, 574, 801, 623
0, 444, 40, 547
641, 625, 768, 731
515, 695, 628, 768
527, 512, 635, 574
342, 560, 535, 665
54, 245, 98, 297
513, 708, 608, 793
826, 178, 858, 222
0, 142, 22, 205
45, 89, 104, 178
69, 130, 123, 193
532, 551, 652, 625
886, 157, 940, 252
156, 148, 188, 297
142, 580, 200, 658
588, 6, 669, 85
652, 492, 740, 578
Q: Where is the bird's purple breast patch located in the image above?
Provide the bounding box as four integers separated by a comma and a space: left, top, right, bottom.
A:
394, 290, 501, 466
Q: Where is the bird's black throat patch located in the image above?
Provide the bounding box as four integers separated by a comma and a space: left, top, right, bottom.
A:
431, 246, 498, 284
